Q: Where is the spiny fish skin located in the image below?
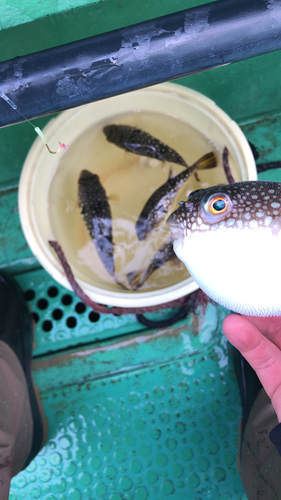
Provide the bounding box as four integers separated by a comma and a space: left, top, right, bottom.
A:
78, 170, 115, 277
103, 124, 187, 167
167, 180, 281, 317
127, 238, 177, 290
136, 152, 217, 241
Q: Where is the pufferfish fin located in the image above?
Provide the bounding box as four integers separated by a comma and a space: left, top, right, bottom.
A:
168, 168, 177, 180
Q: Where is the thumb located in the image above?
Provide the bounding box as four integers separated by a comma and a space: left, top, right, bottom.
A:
223, 314, 281, 422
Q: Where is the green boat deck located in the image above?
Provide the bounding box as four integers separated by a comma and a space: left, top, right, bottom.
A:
2, 106, 279, 500
1, 1, 281, 498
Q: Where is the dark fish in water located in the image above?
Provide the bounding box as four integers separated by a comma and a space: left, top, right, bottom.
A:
103, 124, 188, 167
127, 238, 177, 290
136, 152, 217, 241
78, 170, 114, 276
167, 180, 281, 316
78, 170, 126, 289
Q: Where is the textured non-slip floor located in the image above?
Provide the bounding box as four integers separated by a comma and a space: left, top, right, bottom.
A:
16, 268, 149, 356
10, 302, 246, 500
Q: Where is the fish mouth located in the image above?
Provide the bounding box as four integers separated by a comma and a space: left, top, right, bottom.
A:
103, 124, 115, 141
166, 212, 184, 240
169, 224, 184, 240
167, 202, 193, 240
103, 125, 110, 137
79, 170, 99, 184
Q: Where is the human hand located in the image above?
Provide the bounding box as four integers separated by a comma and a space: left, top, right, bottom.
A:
223, 314, 281, 422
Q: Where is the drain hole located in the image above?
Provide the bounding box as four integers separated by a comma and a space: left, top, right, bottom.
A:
48, 286, 59, 298
52, 308, 63, 320
24, 289, 35, 301
32, 312, 40, 323
61, 294, 73, 306
75, 302, 86, 314
42, 320, 53, 332
89, 311, 100, 323
37, 298, 49, 310
66, 316, 77, 328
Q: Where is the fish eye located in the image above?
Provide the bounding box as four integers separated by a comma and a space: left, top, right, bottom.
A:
209, 196, 228, 214
201, 192, 232, 223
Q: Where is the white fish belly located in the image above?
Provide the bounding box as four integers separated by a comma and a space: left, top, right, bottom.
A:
174, 227, 281, 316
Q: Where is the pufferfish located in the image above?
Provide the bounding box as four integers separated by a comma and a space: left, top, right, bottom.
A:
167, 181, 281, 317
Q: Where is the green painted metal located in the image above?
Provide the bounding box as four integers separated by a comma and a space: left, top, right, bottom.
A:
16, 268, 185, 357
242, 113, 281, 164
0, 186, 37, 273
10, 305, 247, 499
0, 0, 213, 32
182, 52, 281, 125
0, 0, 100, 30
31, 302, 221, 389
0, 116, 55, 187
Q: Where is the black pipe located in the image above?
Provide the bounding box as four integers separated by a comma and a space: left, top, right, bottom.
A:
257, 161, 281, 173
1, 0, 281, 127
136, 305, 191, 328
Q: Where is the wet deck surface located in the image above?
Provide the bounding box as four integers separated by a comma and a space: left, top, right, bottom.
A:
4, 107, 281, 499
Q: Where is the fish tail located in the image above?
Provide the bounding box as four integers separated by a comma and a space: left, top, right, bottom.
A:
193, 152, 217, 171
115, 279, 129, 291
127, 270, 145, 290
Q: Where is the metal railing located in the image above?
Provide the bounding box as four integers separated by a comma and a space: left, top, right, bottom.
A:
1, 0, 281, 127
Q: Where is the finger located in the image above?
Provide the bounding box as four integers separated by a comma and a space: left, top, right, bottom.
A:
243, 315, 281, 350
223, 314, 281, 422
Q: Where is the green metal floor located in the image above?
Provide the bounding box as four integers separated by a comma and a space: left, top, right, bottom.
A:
2, 98, 281, 499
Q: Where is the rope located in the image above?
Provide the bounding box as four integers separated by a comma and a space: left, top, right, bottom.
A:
49, 240, 190, 315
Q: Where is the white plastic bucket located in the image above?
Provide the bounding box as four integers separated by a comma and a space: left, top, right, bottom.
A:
19, 82, 257, 307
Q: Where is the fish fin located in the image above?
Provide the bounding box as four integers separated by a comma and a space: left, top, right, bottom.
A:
168, 168, 176, 179
193, 152, 217, 170
124, 143, 157, 156
123, 142, 142, 153
115, 279, 129, 290
157, 204, 168, 214
127, 270, 145, 290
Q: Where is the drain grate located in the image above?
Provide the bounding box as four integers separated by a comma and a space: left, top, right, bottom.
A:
26, 286, 100, 333
17, 268, 179, 357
